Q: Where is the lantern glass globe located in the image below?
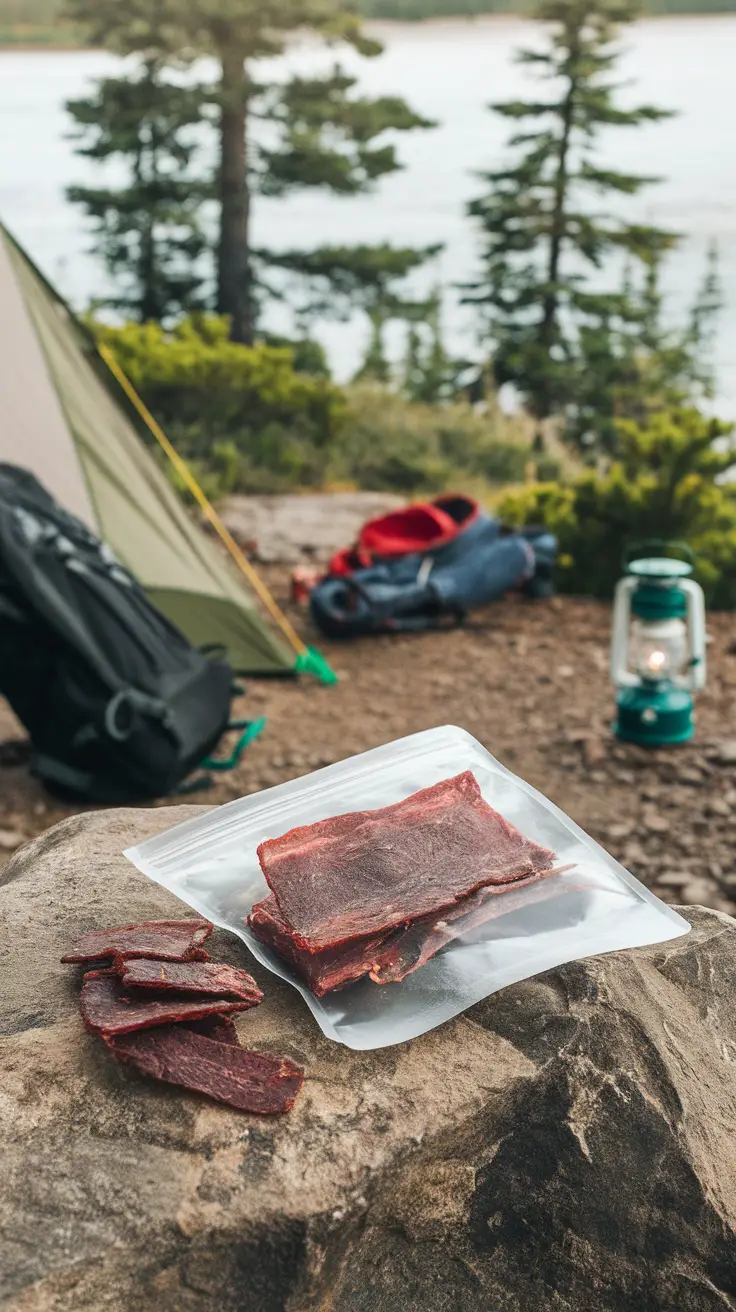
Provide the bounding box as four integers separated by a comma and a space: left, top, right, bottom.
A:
628, 617, 689, 683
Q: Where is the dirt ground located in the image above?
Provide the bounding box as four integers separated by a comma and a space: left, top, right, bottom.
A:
1, 581, 736, 916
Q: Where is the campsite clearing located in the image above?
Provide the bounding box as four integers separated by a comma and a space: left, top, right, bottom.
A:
2, 576, 735, 918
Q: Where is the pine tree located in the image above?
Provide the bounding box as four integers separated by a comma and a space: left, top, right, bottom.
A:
464, 0, 677, 430
569, 246, 723, 456
270, 245, 455, 387
265, 243, 441, 328
401, 290, 466, 403
402, 320, 425, 397
355, 305, 392, 383
67, 59, 211, 321
65, 0, 433, 343
688, 241, 722, 386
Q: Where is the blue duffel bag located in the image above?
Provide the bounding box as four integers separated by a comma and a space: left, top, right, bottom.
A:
309, 517, 557, 639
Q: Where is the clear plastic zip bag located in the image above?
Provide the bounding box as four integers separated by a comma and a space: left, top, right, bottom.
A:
125, 726, 689, 1050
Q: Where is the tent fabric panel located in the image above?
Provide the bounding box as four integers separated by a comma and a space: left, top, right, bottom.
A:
11, 246, 230, 595
146, 590, 297, 676
0, 233, 96, 527
9, 235, 294, 674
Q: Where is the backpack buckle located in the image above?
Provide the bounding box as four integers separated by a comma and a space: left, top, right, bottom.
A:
104, 689, 168, 742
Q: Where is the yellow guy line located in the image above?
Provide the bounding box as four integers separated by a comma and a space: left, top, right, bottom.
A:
97, 341, 307, 657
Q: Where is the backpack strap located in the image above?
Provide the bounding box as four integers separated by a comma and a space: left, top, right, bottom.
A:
200, 716, 266, 772
32, 754, 94, 795
103, 689, 170, 742
383, 606, 467, 634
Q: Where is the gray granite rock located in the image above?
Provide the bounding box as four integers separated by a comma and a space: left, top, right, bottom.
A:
1, 808, 735, 1311
220, 492, 403, 564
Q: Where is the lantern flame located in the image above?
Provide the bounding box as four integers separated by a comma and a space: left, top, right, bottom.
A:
647, 649, 667, 673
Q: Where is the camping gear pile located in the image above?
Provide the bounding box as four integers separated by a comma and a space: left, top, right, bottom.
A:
305, 495, 558, 638
126, 725, 690, 1051
62, 917, 304, 1114
0, 464, 258, 804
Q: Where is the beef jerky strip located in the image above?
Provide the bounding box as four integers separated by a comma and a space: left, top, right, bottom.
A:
249, 867, 573, 996
119, 958, 263, 1005
184, 1015, 240, 1045
61, 919, 213, 965
257, 771, 556, 954
106, 1026, 304, 1114
80, 969, 252, 1038
370, 864, 576, 984
248, 894, 400, 996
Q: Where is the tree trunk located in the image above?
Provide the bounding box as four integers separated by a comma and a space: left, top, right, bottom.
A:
533, 71, 576, 430
139, 218, 158, 323
135, 132, 157, 324
217, 45, 253, 344
541, 79, 575, 350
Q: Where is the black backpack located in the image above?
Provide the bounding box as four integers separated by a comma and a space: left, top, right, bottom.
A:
0, 464, 240, 804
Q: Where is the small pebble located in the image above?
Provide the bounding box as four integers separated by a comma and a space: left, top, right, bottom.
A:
680, 879, 731, 911
656, 871, 693, 888
0, 829, 25, 851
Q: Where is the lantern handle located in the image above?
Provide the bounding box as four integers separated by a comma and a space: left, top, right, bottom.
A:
622, 540, 694, 571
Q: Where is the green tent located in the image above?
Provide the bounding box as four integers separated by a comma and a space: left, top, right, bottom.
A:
0, 223, 298, 675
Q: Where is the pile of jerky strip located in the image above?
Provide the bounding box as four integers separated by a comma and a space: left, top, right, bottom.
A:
248, 770, 565, 996
62, 919, 303, 1113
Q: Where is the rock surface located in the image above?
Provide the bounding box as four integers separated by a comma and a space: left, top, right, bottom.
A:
220, 492, 403, 564
1, 809, 735, 1312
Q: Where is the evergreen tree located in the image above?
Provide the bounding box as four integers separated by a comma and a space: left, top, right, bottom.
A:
401, 290, 466, 403
569, 245, 723, 455
65, 0, 433, 343
67, 60, 211, 321
355, 305, 393, 382
272, 246, 457, 388
688, 240, 722, 382
464, 0, 677, 431
402, 320, 425, 396
266, 242, 440, 330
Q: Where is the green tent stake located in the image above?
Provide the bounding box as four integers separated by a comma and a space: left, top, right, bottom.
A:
295, 646, 339, 685
201, 716, 267, 772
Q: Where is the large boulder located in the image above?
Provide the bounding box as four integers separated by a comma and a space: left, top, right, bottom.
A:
220, 492, 403, 564
1, 809, 734, 1312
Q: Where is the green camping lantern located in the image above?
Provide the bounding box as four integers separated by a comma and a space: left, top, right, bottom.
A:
610, 545, 706, 746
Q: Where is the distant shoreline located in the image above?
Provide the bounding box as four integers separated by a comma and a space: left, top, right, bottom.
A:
0, 43, 84, 51
0, 9, 734, 51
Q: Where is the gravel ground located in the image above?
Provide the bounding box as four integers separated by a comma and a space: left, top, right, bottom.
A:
1, 584, 735, 916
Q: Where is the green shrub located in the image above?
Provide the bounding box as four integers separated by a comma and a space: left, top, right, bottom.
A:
498, 407, 736, 607
95, 314, 345, 467
330, 381, 548, 495
261, 333, 331, 377
94, 315, 352, 494
97, 318, 548, 499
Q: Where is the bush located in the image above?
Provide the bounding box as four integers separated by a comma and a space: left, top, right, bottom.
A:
94, 315, 347, 493
498, 407, 736, 607
329, 381, 552, 495
97, 317, 550, 499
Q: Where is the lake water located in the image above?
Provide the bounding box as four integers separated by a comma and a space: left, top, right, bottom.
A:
1, 15, 735, 411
